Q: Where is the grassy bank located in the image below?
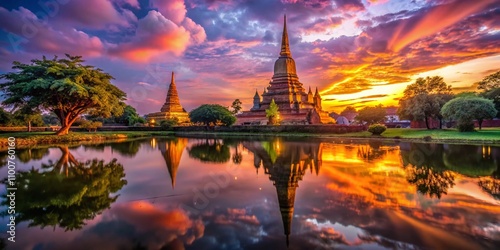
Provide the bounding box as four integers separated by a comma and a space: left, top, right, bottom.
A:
0, 131, 174, 148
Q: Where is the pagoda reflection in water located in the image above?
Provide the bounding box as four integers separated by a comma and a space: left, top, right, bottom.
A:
157, 138, 188, 189
243, 139, 323, 246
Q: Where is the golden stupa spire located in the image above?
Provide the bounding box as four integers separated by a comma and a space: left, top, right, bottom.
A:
280, 15, 291, 57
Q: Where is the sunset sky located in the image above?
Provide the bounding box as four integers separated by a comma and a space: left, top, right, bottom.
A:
0, 0, 499, 114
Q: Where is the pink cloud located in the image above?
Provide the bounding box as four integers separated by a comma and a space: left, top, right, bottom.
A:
109, 10, 191, 62
115, 0, 140, 9
388, 0, 496, 52
56, 0, 134, 29
183, 17, 207, 44
0, 7, 104, 57
152, 0, 187, 24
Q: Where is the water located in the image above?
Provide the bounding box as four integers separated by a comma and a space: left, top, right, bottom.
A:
1, 137, 499, 250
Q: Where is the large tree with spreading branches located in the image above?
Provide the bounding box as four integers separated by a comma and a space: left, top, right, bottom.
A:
0, 54, 126, 135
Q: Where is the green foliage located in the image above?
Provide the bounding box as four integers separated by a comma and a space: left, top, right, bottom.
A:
160, 118, 178, 130
1, 148, 127, 231
356, 104, 387, 125
441, 96, 497, 131
367, 124, 387, 135
0, 54, 126, 135
42, 113, 60, 125
231, 99, 242, 114
189, 104, 236, 127
0, 107, 12, 126
265, 99, 280, 125
478, 70, 500, 118
79, 120, 103, 132
398, 76, 453, 129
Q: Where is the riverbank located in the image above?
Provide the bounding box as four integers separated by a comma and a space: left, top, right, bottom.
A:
1, 128, 499, 150
0, 131, 174, 149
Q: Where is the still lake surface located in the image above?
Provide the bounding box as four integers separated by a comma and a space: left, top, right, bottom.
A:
1, 136, 499, 250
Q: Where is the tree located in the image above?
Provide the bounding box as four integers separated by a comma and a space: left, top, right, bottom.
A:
13, 106, 44, 132
441, 96, 497, 131
160, 118, 178, 130
0, 107, 13, 126
189, 104, 236, 129
356, 104, 387, 125
0, 54, 126, 135
79, 120, 103, 132
398, 76, 453, 129
478, 70, 500, 118
266, 99, 280, 125
231, 99, 242, 114
112, 105, 145, 125
340, 106, 357, 116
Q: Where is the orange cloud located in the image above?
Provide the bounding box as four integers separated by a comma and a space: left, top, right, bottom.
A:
388, 0, 495, 52
110, 10, 191, 62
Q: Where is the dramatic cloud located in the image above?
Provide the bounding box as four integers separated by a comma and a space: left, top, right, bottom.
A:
0, 0, 498, 114
56, 0, 135, 29
0, 7, 104, 56
109, 10, 191, 62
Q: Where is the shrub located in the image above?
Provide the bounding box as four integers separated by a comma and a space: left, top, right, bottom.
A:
368, 124, 386, 135
457, 122, 475, 132
79, 121, 102, 132
160, 118, 178, 130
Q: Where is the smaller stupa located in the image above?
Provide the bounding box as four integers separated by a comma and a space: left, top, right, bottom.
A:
147, 72, 190, 124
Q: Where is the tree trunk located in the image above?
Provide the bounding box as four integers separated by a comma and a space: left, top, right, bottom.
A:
478, 119, 483, 130
56, 125, 71, 135
424, 116, 430, 129
55, 111, 80, 135
439, 118, 443, 129
27, 121, 32, 132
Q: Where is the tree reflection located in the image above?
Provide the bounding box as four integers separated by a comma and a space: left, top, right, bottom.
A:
187, 139, 230, 163
17, 148, 49, 163
82, 140, 143, 158
400, 143, 455, 198
1, 147, 127, 230
108, 140, 141, 157
405, 166, 455, 199
443, 145, 497, 177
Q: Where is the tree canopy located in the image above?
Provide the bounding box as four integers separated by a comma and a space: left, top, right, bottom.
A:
478, 70, 500, 118
189, 104, 236, 128
0, 54, 126, 135
265, 99, 280, 125
398, 76, 453, 129
231, 99, 242, 114
355, 104, 386, 125
441, 96, 497, 131
340, 106, 357, 116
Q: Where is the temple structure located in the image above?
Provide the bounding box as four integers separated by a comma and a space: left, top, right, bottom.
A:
237, 16, 334, 125
146, 72, 190, 124
243, 139, 323, 246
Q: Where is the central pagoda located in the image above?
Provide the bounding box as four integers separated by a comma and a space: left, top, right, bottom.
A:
236, 15, 333, 125
146, 72, 190, 124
